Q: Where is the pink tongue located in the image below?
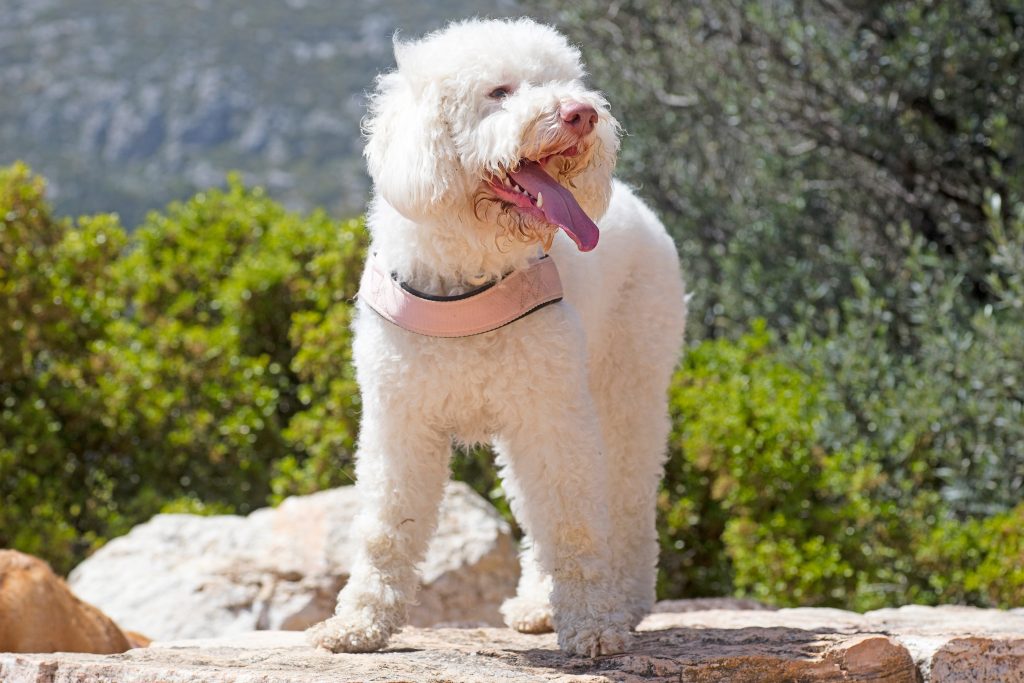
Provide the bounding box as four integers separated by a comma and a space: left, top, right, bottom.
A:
508, 161, 599, 252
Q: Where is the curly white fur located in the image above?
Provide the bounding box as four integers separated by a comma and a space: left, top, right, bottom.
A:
307, 17, 687, 658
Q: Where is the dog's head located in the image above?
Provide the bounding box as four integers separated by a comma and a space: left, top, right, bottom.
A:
364, 18, 619, 252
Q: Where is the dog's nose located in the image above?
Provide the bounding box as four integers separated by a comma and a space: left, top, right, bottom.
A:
560, 102, 598, 136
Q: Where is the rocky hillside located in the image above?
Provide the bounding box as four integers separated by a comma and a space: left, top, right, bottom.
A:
0, 0, 517, 227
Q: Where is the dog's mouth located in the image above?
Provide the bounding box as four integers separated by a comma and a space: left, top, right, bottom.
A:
486, 146, 599, 252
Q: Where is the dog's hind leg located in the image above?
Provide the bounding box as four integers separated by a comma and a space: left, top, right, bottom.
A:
500, 536, 554, 633
307, 406, 451, 653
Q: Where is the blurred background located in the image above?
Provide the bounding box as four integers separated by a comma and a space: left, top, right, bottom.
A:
1, 0, 517, 228
2, 1, 1022, 611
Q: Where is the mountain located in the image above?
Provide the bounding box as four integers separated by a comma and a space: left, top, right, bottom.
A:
0, 0, 518, 227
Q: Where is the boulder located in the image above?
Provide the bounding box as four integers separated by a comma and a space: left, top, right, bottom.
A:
3, 604, 1021, 682
0, 550, 134, 654
68, 481, 519, 641
866, 605, 1024, 682
641, 603, 1024, 682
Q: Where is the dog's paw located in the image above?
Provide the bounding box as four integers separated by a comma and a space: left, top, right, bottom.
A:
306, 613, 393, 653
501, 595, 554, 634
557, 620, 632, 658
507, 608, 554, 635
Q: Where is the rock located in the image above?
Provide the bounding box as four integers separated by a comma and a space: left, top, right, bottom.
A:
2, 605, 1020, 682
0, 550, 133, 654
642, 604, 1024, 682
0, 624, 912, 683
68, 481, 519, 641
865, 605, 1024, 683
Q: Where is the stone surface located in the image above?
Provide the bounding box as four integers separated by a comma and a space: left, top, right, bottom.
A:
0, 621, 912, 683
642, 604, 1024, 682
867, 605, 1024, 682
68, 481, 519, 641
2, 604, 1021, 682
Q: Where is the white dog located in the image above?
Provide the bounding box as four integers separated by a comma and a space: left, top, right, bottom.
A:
307, 17, 686, 657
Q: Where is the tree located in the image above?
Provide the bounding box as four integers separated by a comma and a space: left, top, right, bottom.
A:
531, 0, 1024, 340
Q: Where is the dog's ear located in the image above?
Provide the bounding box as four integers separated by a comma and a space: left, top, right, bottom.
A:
363, 49, 460, 218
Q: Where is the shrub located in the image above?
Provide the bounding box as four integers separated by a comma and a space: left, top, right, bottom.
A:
917, 503, 1024, 608
0, 165, 367, 571
103, 175, 367, 510
103, 172, 512, 516
793, 212, 1024, 516
660, 321, 1024, 609
659, 322, 874, 605
0, 163, 128, 573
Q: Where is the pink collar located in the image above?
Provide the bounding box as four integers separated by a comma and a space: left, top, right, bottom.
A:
358, 253, 564, 338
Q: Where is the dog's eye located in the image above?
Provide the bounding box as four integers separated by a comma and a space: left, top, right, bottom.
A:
488, 86, 512, 100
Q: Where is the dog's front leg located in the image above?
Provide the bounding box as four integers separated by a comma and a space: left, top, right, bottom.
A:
307, 408, 451, 653
495, 392, 633, 658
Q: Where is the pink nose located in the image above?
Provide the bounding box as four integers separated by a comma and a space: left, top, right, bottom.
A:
560, 102, 598, 136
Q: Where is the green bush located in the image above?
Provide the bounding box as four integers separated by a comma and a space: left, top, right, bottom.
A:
919, 503, 1024, 608
105, 175, 366, 510
0, 165, 366, 572
0, 163, 128, 572
660, 321, 1024, 609
659, 322, 882, 607
792, 208, 1024, 517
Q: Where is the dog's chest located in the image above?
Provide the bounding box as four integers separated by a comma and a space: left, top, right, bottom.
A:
356, 301, 580, 441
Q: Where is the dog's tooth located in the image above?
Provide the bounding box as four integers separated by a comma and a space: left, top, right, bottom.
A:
536, 192, 544, 208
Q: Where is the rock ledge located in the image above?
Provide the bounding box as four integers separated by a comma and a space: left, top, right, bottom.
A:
2, 604, 1022, 682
